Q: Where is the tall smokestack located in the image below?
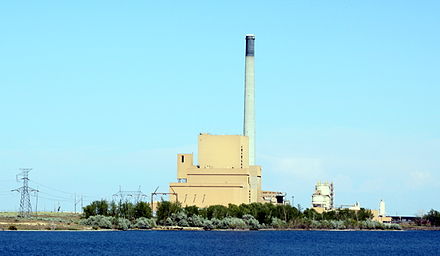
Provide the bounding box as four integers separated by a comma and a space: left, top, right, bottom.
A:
244, 34, 256, 165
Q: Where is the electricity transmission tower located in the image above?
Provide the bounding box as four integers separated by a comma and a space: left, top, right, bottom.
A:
11, 168, 39, 218
113, 186, 148, 203
74, 194, 84, 213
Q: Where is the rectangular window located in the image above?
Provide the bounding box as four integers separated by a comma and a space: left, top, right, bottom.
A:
181, 155, 184, 163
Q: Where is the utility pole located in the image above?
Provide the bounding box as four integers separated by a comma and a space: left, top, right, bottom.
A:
35, 190, 39, 216
11, 168, 39, 218
74, 194, 82, 214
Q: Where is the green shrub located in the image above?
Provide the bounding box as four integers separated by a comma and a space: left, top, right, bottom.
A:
330, 220, 346, 229
164, 217, 174, 226
81, 215, 113, 229
188, 215, 205, 227
310, 220, 320, 229
210, 218, 222, 229
134, 217, 156, 229
31, 217, 68, 223
343, 219, 357, 229
271, 217, 287, 229
384, 223, 402, 230
203, 219, 214, 230
116, 218, 131, 230
221, 217, 247, 229
242, 214, 260, 230
178, 219, 189, 227
360, 220, 384, 230
320, 220, 332, 229
169, 211, 189, 227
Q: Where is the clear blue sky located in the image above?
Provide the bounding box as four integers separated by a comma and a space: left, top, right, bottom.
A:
0, 1, 439, 215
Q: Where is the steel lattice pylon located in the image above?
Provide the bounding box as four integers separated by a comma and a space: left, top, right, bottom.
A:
112, 186, 148, 204
12, 168, 38, 218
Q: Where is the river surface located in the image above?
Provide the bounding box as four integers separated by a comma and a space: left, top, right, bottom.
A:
0, 230, 439, 255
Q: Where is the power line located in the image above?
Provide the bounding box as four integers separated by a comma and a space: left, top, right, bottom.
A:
0, 180, 15, 183
29, 180, 104, 199
38, 195, 72, 202
0, 195, 16, 198
11, 168, 39, 218
29, 180, 74, 195
6, 170, 118, 212
38, 190, 72, 199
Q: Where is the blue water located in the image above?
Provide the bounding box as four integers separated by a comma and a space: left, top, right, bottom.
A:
0, 230, 439, 255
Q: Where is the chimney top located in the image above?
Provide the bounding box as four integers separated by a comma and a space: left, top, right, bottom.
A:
245, 34, 255, 56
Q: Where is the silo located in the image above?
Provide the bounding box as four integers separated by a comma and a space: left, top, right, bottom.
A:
379, 200, 386, 217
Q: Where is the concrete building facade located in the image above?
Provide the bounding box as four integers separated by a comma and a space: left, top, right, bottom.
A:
312, 181, 334, 210
169, 134, 262, 207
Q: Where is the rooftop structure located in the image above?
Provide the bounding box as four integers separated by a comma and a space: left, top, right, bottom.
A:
312, 181, 334, 210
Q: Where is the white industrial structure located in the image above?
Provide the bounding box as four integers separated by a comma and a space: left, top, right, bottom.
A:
244, 34, 256, 165
312, 181, 334, 210
379, 200, 386, 217
348, 202, 361, 211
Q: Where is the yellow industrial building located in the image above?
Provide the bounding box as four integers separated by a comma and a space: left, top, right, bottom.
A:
169, 134, 262, 207
167, 35, 285, 208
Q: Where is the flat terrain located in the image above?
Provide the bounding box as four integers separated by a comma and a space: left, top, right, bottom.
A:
0, 212, 91, 231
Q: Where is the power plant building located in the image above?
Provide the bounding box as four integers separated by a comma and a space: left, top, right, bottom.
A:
168, 34, 284, 207
312, 181, 334, 211
372, 200, 392, 223
169, 134, 262, 207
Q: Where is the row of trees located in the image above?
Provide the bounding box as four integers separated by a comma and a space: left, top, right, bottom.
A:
422, 209, 440, 226
80, 215, 156, 230
83, 200, 152, 220
82, 200, 391, 230
303, 208, 373, 221
156, 201, 373, 225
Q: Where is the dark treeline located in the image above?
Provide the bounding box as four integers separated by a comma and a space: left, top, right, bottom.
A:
83, 200, 152, 220
82, 200, 403, 230
156, 201, 373, 225
83, 200, 373, 224
418, 209, 440, 227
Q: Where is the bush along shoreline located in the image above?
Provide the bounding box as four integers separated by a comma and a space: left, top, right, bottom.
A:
80, 200, 403, 231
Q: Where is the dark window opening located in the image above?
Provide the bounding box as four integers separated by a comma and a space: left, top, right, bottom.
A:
276, 195, 284, 204
181, 155, 185, 163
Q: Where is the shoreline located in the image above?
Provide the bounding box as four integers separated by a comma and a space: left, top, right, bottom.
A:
1, 213, 439, 232
2, 226, 439, 232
